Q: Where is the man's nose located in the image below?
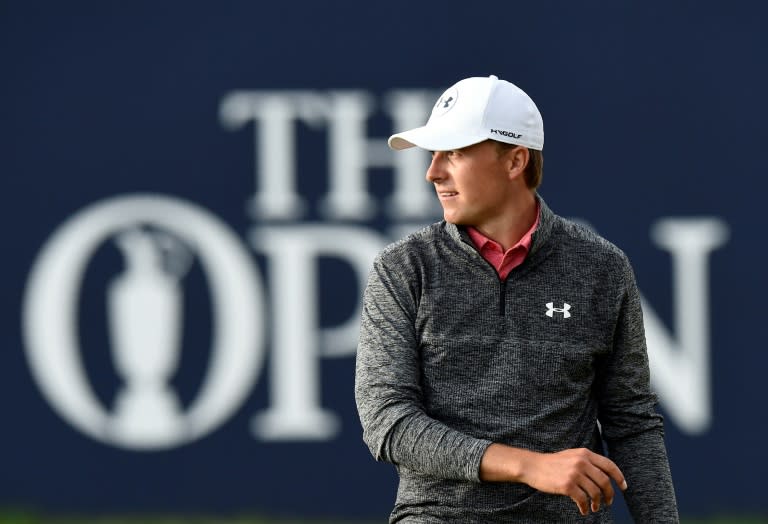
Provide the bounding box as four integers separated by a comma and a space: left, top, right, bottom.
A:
426, 152, 446, 183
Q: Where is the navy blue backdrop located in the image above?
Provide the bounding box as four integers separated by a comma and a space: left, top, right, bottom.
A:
2, 1, 766, 521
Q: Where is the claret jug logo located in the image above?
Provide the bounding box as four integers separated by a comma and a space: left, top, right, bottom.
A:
23, 195, 266, 450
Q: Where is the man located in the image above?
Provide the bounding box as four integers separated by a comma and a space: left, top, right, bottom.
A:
354, 75, 678, 522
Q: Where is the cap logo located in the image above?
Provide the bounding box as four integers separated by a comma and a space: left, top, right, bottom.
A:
432, 87, 458, 117
490, 128, 522, 139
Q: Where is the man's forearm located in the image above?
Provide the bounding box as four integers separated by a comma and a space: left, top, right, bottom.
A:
480, 443, 628, 516
607, 428, 679, 522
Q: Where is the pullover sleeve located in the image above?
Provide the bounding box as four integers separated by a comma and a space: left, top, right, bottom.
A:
597, 258, 679, 522
354, 253, 492, 482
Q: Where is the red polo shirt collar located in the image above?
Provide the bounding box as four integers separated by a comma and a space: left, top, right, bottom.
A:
466, 203, 540, 280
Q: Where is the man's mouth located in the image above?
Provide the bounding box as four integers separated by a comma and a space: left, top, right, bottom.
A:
438, 191, 458, 198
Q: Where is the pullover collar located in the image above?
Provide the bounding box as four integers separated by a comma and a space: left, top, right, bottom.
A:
447, 193, 556, 269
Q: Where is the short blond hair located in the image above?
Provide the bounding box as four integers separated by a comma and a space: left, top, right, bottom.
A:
494, 141, 544, 190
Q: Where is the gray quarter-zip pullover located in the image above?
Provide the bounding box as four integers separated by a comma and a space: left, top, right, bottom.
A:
355, 197, 678, 523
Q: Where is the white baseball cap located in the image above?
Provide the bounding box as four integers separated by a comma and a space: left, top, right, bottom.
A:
388, 75, 544, 151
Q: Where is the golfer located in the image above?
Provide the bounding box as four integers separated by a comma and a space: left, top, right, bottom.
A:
355, 75, 678, 522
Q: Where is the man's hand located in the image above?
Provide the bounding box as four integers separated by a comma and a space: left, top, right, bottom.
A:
480, 444, 628, 516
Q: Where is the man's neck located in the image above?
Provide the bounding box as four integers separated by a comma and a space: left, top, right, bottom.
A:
472, 190, 538, 251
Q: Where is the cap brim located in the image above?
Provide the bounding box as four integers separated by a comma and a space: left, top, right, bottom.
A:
388, 126, 487, 151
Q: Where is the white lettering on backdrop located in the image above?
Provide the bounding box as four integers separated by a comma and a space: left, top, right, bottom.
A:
220, 89, 729, 439
21, 88, 728, 451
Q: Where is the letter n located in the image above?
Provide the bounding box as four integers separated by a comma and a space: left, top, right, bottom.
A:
642, 218, 729, 435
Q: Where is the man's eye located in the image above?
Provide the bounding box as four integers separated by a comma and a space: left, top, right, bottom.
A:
430, 150, 457, 159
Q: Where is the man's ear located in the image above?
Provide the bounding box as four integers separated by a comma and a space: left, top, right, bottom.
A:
507, 147, 529, 181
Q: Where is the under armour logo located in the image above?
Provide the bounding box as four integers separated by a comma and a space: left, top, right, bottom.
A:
433, 87, 459, 116
545, 302, 571, 318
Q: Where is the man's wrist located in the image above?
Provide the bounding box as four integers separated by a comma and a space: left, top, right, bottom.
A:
479, 443, 535, 483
